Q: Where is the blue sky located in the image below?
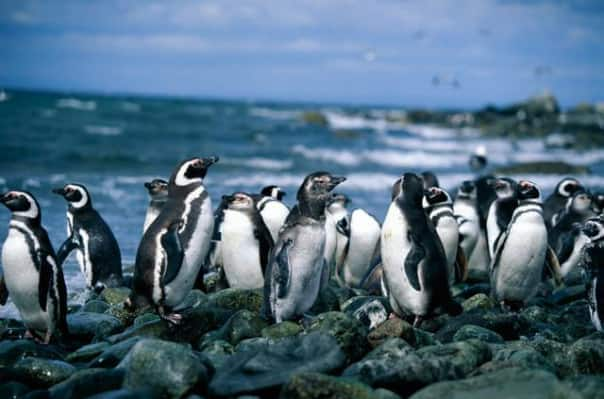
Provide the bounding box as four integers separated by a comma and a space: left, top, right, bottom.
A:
1, 0, 603, 108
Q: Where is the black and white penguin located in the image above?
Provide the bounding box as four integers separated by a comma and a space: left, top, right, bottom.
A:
423, 186, 466, 284
143, 179, 168, 233
591, 192, 604, 215
486, 177, 518, 259
549, 191, 595, 278
221, 192, 273, 289
53, 183, 123, 290
324, 193, 350, 278
340, 208, 381, 287
421, 171, 439, 189
127, 156, 218, 322
453, 181, 486, 279
200, 196, 229, 290
256, 185, 289, 243
543, 177, 584, 228
580, 216, 604, 331
381, 173, 461, 326
490, 180, 548, 309
1, 190, 68, 343
264, 172, 345, 322
469, 145, 488, 173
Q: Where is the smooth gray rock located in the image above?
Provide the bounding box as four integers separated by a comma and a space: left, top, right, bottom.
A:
453, 325, 504, 344
0, 340, 63, 367
565, 374, 604, 399
67, 312, 124, 341
65, 342, 110, 363
199, 309, 268, 346
306, 311, 369, 361
280, 372, 401, 399
11, 357, 76, 388
82, 300, 111, 314
0, 381, 30, 399
87, 337, 142, 368
49, 368, 125, 399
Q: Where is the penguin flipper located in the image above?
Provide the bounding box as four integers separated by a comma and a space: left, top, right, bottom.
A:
36, 250, 53, 311
404, 232, 425, 291
254, 219, 274, 275
0, 274, 9, 305
545, 245, 563, 286
161, 221, 184, 286
56, 236, 78, 266
455, 245, 468, 283
274, 238, 293, 299
336, 218, 351, 238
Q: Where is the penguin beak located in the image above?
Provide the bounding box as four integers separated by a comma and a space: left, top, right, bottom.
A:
202, 156, 219, 167
329, 176, 346, 189
52, 187, 66, 196
0, 193, 10, 204
144, 182, 152, 189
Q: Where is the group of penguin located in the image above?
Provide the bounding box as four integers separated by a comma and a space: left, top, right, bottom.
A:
1, 153, 604, 344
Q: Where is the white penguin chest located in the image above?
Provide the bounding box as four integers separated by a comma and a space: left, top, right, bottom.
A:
381, 204, 412, 277
260, 201, 288, 241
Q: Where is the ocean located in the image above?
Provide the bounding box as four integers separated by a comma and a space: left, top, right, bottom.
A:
1, 88, 604, 318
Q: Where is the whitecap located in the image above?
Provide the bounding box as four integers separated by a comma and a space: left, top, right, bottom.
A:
403, 124, 479, 139
84, 125, 123, 136
222, 157, 293, 171
22, 178, 41, 188
50, 174, 67, 183
56, 98, 96, 111
323, 110, 402, 132
292, 145, 359, 166
249, 107, 301, 120
121, 101, 141, 112
222, 173, 303, 189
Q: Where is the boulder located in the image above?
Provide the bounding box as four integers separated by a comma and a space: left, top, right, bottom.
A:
0, 340, 63, 367
367, 318, 435, 349
280, 372, 401, 399
11, 357, 76, 388
206, 288, 263, 313
200, 310, 268, 346
48, 368, 125, 399
261, 321, 303, 339
567, 333, 604, 375
87, 337, 142, 368
306, 311, 369, 361
453, 325, 504, 344
82, 300, 111, 314
67, 312, 124, 341
65, 342, 110, 363
100, 288, 131, 306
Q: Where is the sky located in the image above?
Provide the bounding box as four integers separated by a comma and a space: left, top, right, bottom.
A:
1, 0, 603, 108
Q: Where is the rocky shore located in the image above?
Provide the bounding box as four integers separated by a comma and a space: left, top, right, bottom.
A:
1, 276, 603, 399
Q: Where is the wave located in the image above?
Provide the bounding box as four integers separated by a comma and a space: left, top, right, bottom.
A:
56, 98, 96, 111
323, 110, 403, 132
292, 145, 359, 166
403, 124, 479, 139
249, 107, 301, 120
222, 173, 303, 189
121, 101, 141, 112
84, 125, 123, 136
222, 157, 293, 171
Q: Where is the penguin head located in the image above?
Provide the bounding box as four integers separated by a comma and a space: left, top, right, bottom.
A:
491, 177, 517, 200
582, 217, 604, 241
144, 179, 168, 199
556, 177, 583, 198
517, 180, 541, 201
223, 192, 255, 211
394, 173, 423, 206
0, 190, 41, 220
326, 193, 350, 212
469, 146, 488, 172
457, 180, 477, 199
298, 172, 346, 202
171, 156, 219, 188
421, 171, 439, 190
591, 192, 604, 214
422, 186, 451, 209
568, 191, 593, 216
261, 185, 286, 201
53, 184, 91, 210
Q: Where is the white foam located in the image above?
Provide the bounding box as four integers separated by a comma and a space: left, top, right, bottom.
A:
84, 125, 123, 136
292, 145, 360, 166
404, 124, 479, 139
249, 107, 301, 120
22, 178, 41, 188
323, 110, 402, 132
121, 101, 141, 112
222, 173, 303, 189
222, 157, 293, 171
56, 98, 96, 111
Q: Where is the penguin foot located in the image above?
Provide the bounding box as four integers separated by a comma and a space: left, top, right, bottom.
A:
388, 312, 401, 320
413, 315, 424, 328
43, 331, 52, 345
24, 330, 34, 339
158, 306, 182, 325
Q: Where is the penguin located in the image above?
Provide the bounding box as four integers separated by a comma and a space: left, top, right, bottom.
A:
340, 208, 381, 287
220, 192, 274, 289
0, 190, 68, 343
549, 191, 595, 278
381, 173, 462, 326
591, 192, 604, 215
486, 177, 518, 259
256, 185, 290, 243
543, 177, 584, 228
469, 145, 488, 173
490, 180, 548, 309
127, 156, 218, 322
264, 172, 345, 322
53, 183, 123, 290
324, 193, 350, 278
580, 216, 604, 331
199, 195, 229, 291
359, 262, 388, 297
453, 181, 483, 279
421, 171, 439, 189
143, 179, 168, 233
423, 186, 466, 284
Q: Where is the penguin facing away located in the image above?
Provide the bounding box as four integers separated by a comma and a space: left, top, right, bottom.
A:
199, 195, 229, 291
264, 171, 345, 323
53, 183, 123, 290
221, 192, 274, 289
127, 156, 218, 323
543, 177, 584, 228
0, 190, 68, 343
324, 193, 350, 279
453, 181, 482, 277
256, 185, 290, 243
143, 179, 168, 233
580, 216, 604, 331
341, 208, 381, 287
486, 177, 518, 259
381, 173, 461, 326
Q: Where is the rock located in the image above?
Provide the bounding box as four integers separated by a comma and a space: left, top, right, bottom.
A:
301, 111, 328, 126
567, 333, 604, 375
206, 288, 263, 313
476, 346, 555, 375
100, 288, 131, 306
11, 357, 76, 388
409, 367, 580, 399
280, 372, 401, 399
198, 339, 234, 369
176, 289, 208, 310
546, 285, 586, 306
82, 300, 111, 314
558, 300, 595, 340
169, 305, 234, 345
118, 339, 209, 399
132, 313, 160, 327
88, 337, 142, 368
435, 311, 531, 343
520, 338, 572, 377
208, 332, 346, 397
453, 325, 504, 344
417, 340, 491, 376
306, 311, 368, 361
200, 310, 268, 346
105, 319, 170, 344
261, 321, 303, 339
48, 368, 125, 399
67, 312, 124, 341
0, 381, 30, 399
342, 296, 390, 330
86, 388, 160, 399
0, 319, 25, 339
565, 374, 604, 399
367, 318, 435, 349
450, 283, 490, 299
462, 294, 495, 312
0, 340, 64, 367
309, 283, 342, 314
65, 342, 110, 363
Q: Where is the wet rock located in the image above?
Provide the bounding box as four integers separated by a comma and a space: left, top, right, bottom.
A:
132, 313, 160, 327
118, 339, 209, 399
301, 111, 328, 126
65, 342, 110, 363
309, 282, 343, 314
86, 388, 160, 399
306, 311, 368, 361
208, 332, 346, 397
417, 340, 491, 376
0, 381, 30, 399
82, 300, 111, 314
367, 318, 436, 349
0, 319, 25, 339
462, 294, 495, 312
67, 312, 124, 341
100, 288, 131, 306
409, 367, 580, 399
567, 333, 604, 375
88, 337, 142, 368
476, 346, 555, 375
565, 374, 604, 399
546, 285, 586, 306
261, 321, 303, 339
169, 305, 234, 345
11, 357, 76, 388
0, 340, 64, 367
198, 339, 234, 369
521, 338, 572, 377
453, 325, 504, 344
105, 319, 174, 345
176, 289, 208, 310
206, 288, 263, 313
558, 300, 595, 340
435, 311, 531, 343
342, 296, 390, 330
48, 368, 125, 399
200, 310, 268, 347
450, 283, 490, 299
280, 372, 401, 399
